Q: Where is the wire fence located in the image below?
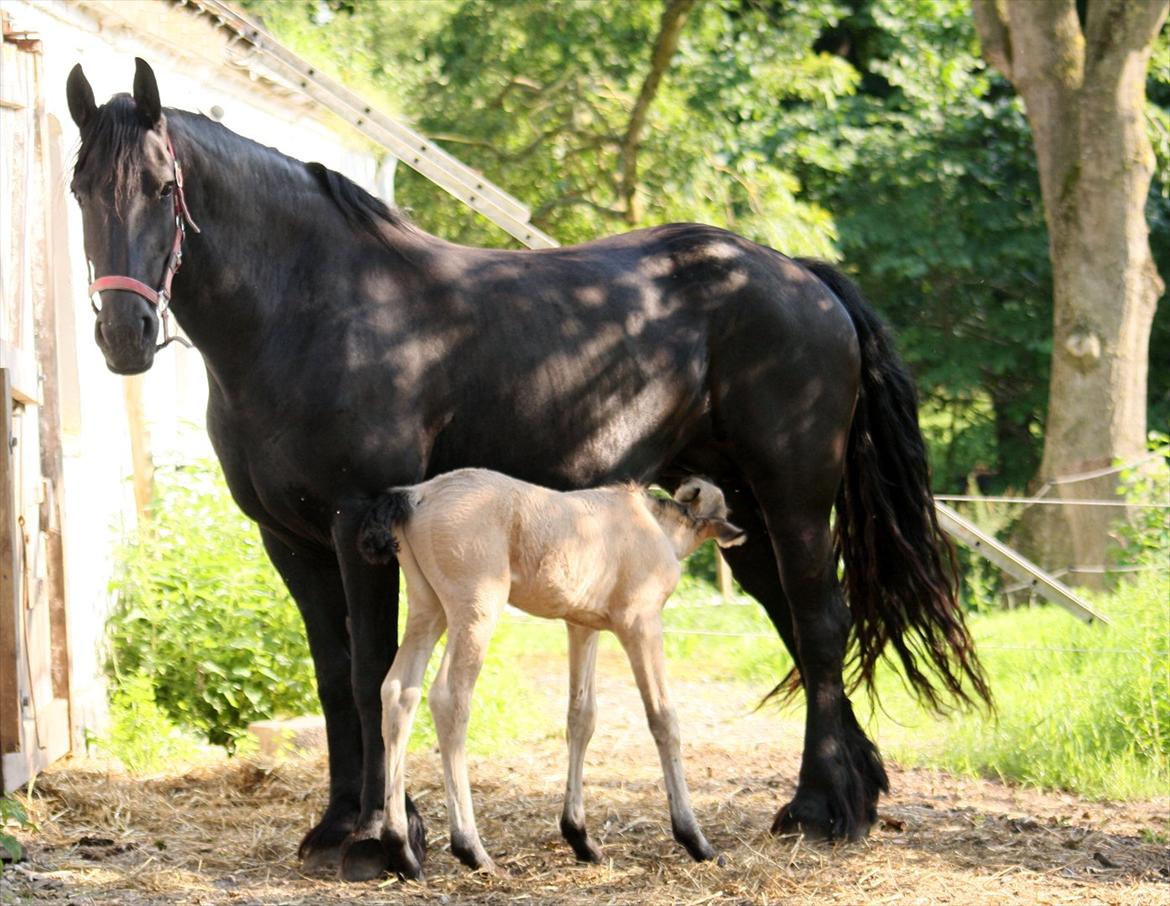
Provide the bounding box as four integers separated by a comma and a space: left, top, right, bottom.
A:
495, 461, 1167, 660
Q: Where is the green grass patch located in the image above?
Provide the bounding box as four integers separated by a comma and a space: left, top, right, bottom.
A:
854, 569, 1169, 800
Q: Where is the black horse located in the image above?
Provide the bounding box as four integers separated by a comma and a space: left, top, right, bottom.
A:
66, 60, 989, 880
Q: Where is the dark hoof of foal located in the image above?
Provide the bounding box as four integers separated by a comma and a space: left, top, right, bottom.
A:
559, 816, 604, 863
339, 837, 390, 882
678, 833, 718, 863
672, 819, 717, 862
382, 828, 425, 881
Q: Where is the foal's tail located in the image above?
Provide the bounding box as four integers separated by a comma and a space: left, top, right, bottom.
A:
357, 488, 416, 564
798, 259, 992, 713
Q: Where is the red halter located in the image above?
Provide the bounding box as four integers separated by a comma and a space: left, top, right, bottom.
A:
87, 135, 200, 349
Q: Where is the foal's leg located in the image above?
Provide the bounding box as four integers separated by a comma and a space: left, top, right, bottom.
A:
616, 614, 716, 862
380, 560, 446, 880
560, 624, 603, 863
428, 592, 504, 872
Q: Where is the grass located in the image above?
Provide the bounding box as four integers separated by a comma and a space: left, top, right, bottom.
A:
858, 569, 1169, 800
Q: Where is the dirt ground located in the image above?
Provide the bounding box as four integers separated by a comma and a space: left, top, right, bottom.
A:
3, 658, 1168, 905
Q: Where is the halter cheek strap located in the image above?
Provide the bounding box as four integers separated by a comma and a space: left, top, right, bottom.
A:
87, 135, 200, 350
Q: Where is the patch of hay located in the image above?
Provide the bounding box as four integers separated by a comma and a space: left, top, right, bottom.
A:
5, 678, 1168, 904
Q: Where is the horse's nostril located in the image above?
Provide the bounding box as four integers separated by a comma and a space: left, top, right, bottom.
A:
142, 316, 153, 341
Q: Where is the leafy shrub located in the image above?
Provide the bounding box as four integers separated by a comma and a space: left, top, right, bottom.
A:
1112, 432, 1169, 571
89, 672, 202, 773
0, 795, 30, 862
107, 460, 318, 750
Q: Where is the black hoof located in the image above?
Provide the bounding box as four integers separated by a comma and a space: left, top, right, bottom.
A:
340, 836, 390, 882
298, 808, 357, 874
382, 827, 425, 881
672, 820, 717, 862
771, 790, 872, 841
449, 830, 493, 872
559, 816, 604, 863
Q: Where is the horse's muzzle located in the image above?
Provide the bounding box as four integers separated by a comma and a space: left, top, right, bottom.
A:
94, 295, 159, 374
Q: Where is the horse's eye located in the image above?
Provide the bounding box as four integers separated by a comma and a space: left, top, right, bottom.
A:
160, 182, 175, 198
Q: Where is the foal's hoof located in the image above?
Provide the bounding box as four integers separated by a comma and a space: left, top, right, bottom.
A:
339, 837, 390, 882
680, 835, 718, 863
382, 829, 425, 881
450, 831, 495, 873
560, 816, 604, 863
672, 819, 717, 863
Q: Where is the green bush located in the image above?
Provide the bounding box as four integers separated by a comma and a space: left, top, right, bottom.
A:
90, 673, 202, 773
107, 461, 318, 751
1, 795, 30, 862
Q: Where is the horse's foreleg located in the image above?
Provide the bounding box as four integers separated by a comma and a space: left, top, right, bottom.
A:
260, 530, 362, 872
428, 597, 502, 873
616, 614, 716, 862
330, 517, 421, 882
560, 623, 603, 863
380, 560, 445, 881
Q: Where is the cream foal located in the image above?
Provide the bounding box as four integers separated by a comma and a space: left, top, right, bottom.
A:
357, 469, 744, 878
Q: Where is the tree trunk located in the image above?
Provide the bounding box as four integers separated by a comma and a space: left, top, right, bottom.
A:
972, 0, 1167, 583
617, 0, 698, 224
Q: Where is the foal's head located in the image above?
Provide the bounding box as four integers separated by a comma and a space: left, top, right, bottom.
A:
67, 58, 185, 374
647, 479, 745, 556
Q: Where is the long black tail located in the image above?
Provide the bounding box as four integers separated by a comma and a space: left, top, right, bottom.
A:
799, 259, 992, 712
357, 488, 416, 564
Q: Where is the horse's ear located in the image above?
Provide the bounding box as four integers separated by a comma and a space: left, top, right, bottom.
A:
712, 520, 746, 549
66, 64, 96, 131
132, 57, 162, 128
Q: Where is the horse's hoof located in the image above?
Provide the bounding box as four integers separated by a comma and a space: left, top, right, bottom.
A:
772, 790, 871, 842
450, 831, 494, 873
382, 828, 425, 881
298, 810, 356, 874
300, 843, 343, 875
560, 816, 604, 863
406, 798, 428, 866
339, 837, 390, 882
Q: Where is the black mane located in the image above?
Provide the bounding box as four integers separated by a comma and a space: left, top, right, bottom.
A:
305, 160, 416, 245
73, 94, 414, 244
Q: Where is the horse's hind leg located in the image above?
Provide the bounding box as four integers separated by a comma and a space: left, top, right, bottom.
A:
714, 310, 886, 839
560, 624, 603, 863
716, 482, 887, 836
616, 613, 716, 862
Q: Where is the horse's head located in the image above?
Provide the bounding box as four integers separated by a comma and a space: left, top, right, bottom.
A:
67, 58, 193, 374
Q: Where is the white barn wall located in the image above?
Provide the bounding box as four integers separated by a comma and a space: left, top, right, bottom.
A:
6, 0, 386, 748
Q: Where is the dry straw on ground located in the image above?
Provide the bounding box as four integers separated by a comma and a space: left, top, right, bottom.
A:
4, 677, 1167, 904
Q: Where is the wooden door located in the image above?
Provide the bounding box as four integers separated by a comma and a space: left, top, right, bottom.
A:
0, 15, 71, 792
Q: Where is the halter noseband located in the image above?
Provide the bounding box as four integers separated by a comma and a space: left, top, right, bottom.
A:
87, 135, 200, 350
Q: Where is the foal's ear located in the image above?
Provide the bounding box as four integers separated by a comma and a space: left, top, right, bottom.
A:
712, 520, 747, 549
66, 64, 96, 130
132, 57, 162, 128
